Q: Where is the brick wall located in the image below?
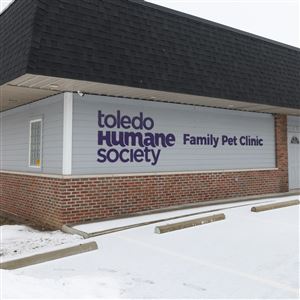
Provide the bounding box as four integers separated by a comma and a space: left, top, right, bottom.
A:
0, 114, 288, 228
0, 174, 64, 228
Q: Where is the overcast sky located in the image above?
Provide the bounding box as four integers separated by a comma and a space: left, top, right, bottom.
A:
0, 0, 299, 47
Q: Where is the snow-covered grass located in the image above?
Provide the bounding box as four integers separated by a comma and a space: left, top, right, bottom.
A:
1, 195, 299, 299
0, 225, 83, 261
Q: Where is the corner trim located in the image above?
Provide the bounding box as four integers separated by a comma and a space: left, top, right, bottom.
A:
62, 92, 73, 175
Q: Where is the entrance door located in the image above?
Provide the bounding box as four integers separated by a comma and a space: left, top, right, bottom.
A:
288, 117, 300, 190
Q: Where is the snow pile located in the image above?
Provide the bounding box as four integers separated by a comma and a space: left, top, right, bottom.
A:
0, 225, 82, 261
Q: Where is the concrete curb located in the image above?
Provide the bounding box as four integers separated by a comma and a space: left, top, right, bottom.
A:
251, 200, 300, 213
154, 213, 226, 234
0, 242, 98, 270
61, 225, 90, 239
65, 197, 292, 238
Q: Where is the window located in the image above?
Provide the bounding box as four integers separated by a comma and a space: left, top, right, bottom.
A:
29, 119, 42, 168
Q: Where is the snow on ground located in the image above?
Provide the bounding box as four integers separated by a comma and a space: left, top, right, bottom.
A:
1, 195, 299, 299
0, 225, 83, 261
74, 195, 299, 233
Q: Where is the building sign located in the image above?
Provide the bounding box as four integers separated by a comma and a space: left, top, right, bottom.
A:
97, 111, 175, 166
97, 110, 264, 166
72, 95, 276, 175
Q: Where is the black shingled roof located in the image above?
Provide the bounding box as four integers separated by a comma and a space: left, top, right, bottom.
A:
1, 0, 299, 109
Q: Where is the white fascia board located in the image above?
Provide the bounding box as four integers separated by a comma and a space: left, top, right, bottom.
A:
63, 92, 73, 175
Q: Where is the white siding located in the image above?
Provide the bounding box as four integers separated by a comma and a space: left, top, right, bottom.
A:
0, 94, 64, 174
72, 94, 276, 175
